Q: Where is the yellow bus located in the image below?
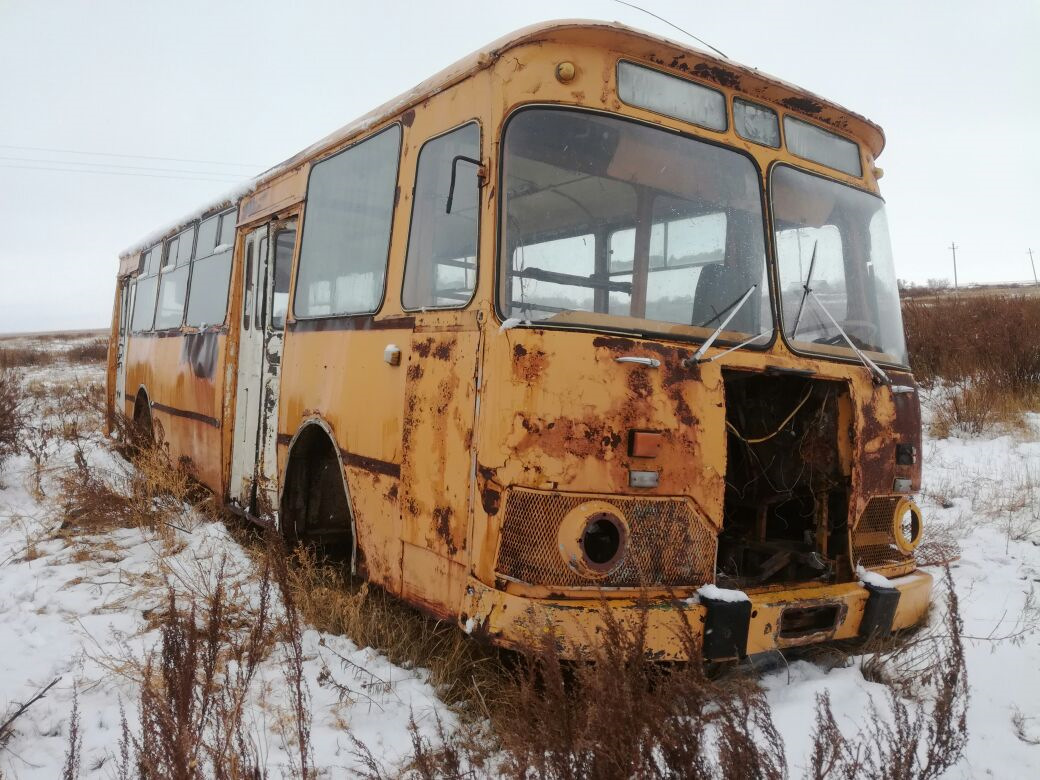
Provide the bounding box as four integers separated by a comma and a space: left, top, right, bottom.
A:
106, 20, 930, 660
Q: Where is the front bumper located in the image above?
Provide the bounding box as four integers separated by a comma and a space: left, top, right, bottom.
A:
460, 570, 933, 660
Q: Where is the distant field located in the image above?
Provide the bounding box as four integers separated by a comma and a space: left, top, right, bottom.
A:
0, 327, 107, 340
902, 282, 1040, 300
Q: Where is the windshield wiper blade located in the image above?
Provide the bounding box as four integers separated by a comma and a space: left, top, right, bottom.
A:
807, 290, 890, 384
791, 240, 818, 339
699, 329, 771, 364
685, 284, 757, 366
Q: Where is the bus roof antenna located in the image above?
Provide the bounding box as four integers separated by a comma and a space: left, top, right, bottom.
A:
612, 1, 729, 59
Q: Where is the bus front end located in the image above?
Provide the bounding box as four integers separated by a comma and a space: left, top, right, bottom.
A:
462, 64, 931, 660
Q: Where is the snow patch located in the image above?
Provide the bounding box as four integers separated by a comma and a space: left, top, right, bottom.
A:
695, 584, 750, 603
856, 565, 895, 588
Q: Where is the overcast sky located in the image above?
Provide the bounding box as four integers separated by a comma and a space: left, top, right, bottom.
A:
1, 0, 1036, 333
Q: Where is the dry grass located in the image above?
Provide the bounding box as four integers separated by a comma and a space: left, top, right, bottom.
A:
353, 571, 969, 779
904, 295, 1040, 435
267, 545, 505, 719
66, 338, 109, 364
103, 546, 312, 780
0, 368, 24, 474
0, 346, 54, 369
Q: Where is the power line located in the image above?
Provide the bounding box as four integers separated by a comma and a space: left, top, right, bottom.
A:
0, 154, 250, 178
0, 163, 246, 184
0, 143, 258, 169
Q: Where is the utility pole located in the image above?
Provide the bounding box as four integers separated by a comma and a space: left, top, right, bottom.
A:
1030, 248, 1038, 286
949, 242, 958, 289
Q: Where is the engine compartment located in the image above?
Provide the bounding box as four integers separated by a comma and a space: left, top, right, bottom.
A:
717, 370, 854, 588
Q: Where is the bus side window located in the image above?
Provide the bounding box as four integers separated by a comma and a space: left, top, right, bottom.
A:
184, 212, 234, 329
254, 236, 268, 331
294, 125, 402, 318
402, 122, 480, 310
130, 242, 162, 332
270, 229, 296, 330
242, 238, 254, 331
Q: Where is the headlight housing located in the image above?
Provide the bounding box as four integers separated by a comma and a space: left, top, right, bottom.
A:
557, 500, 629, 579
892, 499, 923, 554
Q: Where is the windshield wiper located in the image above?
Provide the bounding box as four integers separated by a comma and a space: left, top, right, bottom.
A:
806, 290, 890, 385
685, 284, 758, 366
790, 240, 818, 339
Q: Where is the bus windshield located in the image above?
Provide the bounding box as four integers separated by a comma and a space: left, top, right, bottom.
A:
772, 165, 908, 366
499, 109, 770, 342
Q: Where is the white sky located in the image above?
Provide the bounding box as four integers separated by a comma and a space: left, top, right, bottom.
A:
1, 0, 1037, 333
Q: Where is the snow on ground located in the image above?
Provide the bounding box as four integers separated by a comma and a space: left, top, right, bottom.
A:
764, 389, 1040, 777
0, 341, 451, 778
0, 342, 1038, 777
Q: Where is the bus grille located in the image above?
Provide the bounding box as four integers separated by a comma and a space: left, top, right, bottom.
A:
495, 488, 716, 588
851, 496, 915, 574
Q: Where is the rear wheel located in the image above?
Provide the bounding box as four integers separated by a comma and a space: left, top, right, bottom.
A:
280, 426, 354, 563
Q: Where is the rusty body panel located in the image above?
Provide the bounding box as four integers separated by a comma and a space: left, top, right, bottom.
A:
121, 328, 229, 491
106, 21, 930, 661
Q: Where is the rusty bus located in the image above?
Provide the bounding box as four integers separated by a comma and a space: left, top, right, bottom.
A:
106, 21, 930, 661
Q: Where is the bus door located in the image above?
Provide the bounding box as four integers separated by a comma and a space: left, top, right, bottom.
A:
229, 219, 296, 519
114, 278, 134, 409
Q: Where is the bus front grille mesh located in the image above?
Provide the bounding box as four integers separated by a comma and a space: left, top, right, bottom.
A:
851, 496, 915, 574
495, 488, 716, 588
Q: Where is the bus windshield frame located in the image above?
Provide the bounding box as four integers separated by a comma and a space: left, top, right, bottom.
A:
770, 164, 908, 367
497, 106, 774, 349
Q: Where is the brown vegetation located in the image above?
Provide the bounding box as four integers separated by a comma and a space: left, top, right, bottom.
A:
0, 346, 54, 369
67, 338, 109, 364
0, 368, 24, 473
108, 548, 312, 780
351, 570, 968, 779
903, 294, 1040, 434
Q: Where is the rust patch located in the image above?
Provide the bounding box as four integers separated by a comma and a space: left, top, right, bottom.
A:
856, 391, 891, 498
627, 368, 653, 399
413, 338, 434, 358
691, 63, 741, 89
781, 97, 823, 115
516, 414, 623, 459
592, 335, 636, 352
432, 339, 455, 361
385, 483, 399, 502
481, 486, 501, 516
432, 506, 457, 556
401, 109, 415, 127
407, 363, 423, 381
512, 343, 548, 383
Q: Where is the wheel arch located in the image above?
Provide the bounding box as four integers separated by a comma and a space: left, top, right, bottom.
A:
279, 416, 358, 572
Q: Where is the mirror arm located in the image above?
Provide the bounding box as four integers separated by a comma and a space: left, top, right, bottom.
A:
445, 155, 485, 214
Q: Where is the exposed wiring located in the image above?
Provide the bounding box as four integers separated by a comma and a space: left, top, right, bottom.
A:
726, 384, 814, 445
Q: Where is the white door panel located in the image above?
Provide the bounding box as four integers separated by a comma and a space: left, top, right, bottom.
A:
229, 219, 296, 521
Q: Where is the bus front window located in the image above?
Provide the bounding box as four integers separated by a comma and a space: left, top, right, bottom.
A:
499, 109, 770, 342
771, 165, 908, 366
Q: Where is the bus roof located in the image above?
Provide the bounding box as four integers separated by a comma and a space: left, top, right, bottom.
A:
119, 19, 885, 262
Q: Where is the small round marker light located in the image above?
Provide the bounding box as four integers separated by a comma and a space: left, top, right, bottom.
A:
555, 61, 576, 83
